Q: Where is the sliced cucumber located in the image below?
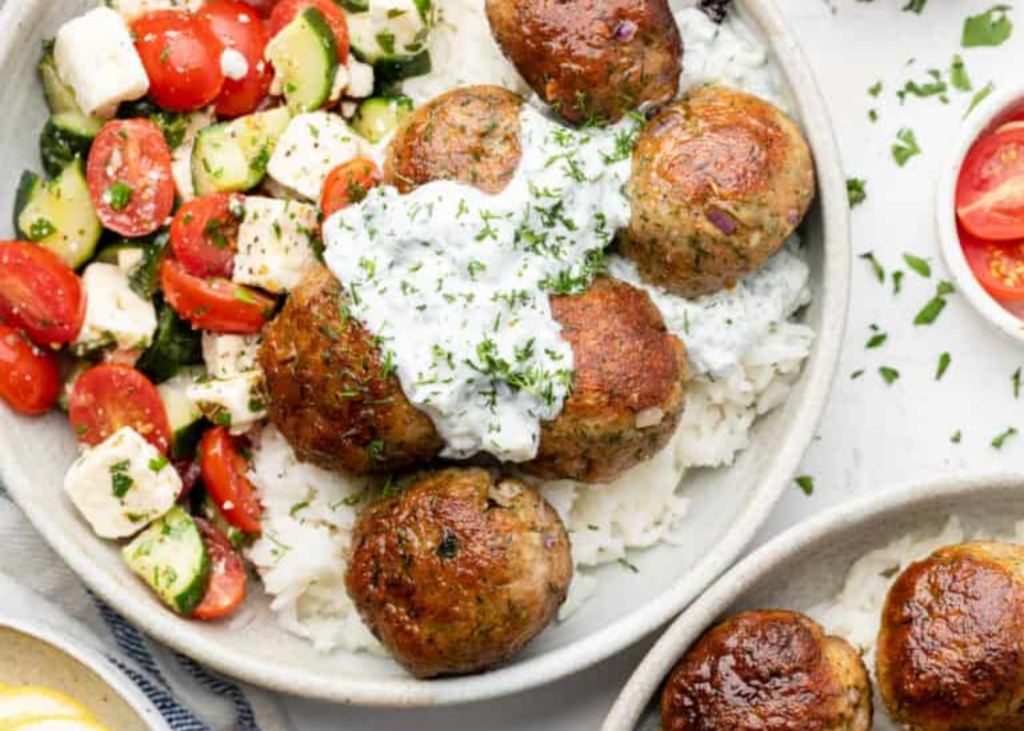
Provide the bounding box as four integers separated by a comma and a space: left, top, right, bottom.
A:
347, 0, 432, 64
95, 241, 140, 265
123, 505, 211, 617
351, 95, 414, 143
158, 368, 205, 460
267, 8, 338, 114
374, 51, 431, 91
40, 112, 102, 178
127, 230, 170, 300
136, 296, 203, 386
118, 99, 193, 150
191, 107, 291, 196
337, 0, 369, 11
38, 44, 82, 116
15, 160, 101, 269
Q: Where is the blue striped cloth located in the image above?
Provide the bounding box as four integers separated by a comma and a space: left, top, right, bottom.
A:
0, 487, 290, 731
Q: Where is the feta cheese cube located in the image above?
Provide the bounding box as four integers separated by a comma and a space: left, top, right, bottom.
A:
234, 197, 319, 293
64, 426, 181, 539
202, 333, 262, 379
187, 371, 268, 435
75, 263, 157, 353
268, 112, 363, 201
345, 56, 375, 100
171, 108, 215, 202
54, 8, 149, 118
103, 0, 205, 22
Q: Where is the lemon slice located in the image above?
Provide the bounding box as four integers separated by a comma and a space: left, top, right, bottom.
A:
5, 718, 111, 731
0, 688, 93, 727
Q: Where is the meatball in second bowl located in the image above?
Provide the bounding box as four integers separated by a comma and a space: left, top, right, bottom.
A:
661, 610, 872, 731
622, 85, 816, 298
485, 0, 682, 126
877, 541, 1024, 731
345, 467, 573, 678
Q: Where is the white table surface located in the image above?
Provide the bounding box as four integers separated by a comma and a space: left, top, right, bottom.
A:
285, 1, 1024, 728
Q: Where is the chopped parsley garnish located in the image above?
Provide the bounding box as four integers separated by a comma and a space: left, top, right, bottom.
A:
618, 557, 640, 574
936, 352, 952, 380
106, 181, 134, 212
27, 217, 56, 242
892, 128, 922, 167
148, 454, 169, 473
965, 82, 996, 117
903, 0, 927, 13
914, 281, 955, 325
110, 460, 133, 499
903, 253, 931, 278
897, 70, 947, 103
992, 426, 1018, 449
962, 5, 1014, 48
892, 270, 905, 295
950, 54, 972, 91
859, 251, 885, 283
851, 369, 866, 380
951, 430, 962, 444
868, 81, 883, 98
847, 178, 867, 208
879, 366, 900, 385
794, 475, 815, 496
1013, 367, 1021, 398
866, 329, 887, 349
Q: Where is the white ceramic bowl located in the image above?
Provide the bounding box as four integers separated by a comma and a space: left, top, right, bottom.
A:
0, 0, 849, 706
937, 84, 1024, 344
602, 472, 1024, 731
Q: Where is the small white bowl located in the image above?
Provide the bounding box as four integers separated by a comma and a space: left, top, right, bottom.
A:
937, 84, 1024, 344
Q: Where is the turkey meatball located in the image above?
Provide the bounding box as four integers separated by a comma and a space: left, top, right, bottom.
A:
346, 467, 573, 678
384, 85, 524, 195
662, 610, 872, 731
877, 541, 1024, 731
485, 0, 682, 126
259, 266, 443, 474
523, 277, 689, 484
622, 85, 816, 298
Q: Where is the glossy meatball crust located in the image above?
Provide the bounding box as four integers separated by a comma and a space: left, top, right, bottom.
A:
384, 85, 524, 195
259, 266, 443, 475
662, 610, 872, 731
622, 85, 816, 298
345, 467, 573, 678
485, 0, 682, 126
877, 542, 1024, 731
522, 277, 689, 484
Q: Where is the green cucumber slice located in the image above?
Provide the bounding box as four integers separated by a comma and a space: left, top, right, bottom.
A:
267, 8, 338, 114
351, 95, 414, 143
192, 107, 292, 196
38, 44, 83, 116
14, 160, 101, 269
158, 368, 206, 460
40, 112, 102, 178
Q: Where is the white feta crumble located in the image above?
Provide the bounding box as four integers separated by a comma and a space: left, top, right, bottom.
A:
54, 8, 149, 118
202, 332, 263, 379
74, 263, 158, 353
64, 426, 181, 539
234, 197, 319, 293
267, 112, 364, 201
187, 371, 268, 435
345, 55, 375, 99
220, 48, 250, 81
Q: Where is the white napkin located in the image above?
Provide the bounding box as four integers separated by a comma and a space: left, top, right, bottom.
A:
0, 488, 293, 731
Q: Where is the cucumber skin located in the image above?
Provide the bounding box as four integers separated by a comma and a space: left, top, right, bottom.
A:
275, 8, 339, 114
40, 113, 101, 178
192, 108, 292, 196
374, 51, 432, 92
352, 95, 414, 143
13, 171, 42, 240
136, 295, 204, 386
14, 160, 101, 269
38, 46, 82, 116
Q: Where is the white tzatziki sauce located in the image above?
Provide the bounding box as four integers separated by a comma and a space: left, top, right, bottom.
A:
323, 107, 639, 462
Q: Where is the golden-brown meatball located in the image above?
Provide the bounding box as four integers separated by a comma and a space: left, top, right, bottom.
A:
877, 542, 1024, 731
485, 0, 681, 126
522, 277, 689, 484
259, 266, 443, 475
662, 610, 872, 731
345, 467, 573, 678
384, 85, 524, 195
622, 85, 816, 298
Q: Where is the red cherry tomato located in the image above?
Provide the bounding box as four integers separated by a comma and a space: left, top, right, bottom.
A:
170, 193, 243, 279
0, 241, 85, 347
320, 159, 381, 219
239, 0, 279, 17
198, 1, 273, 118
0, 324, 60, 415
68, 364, 171, 453
175, 459, 203, 499
133, 10, 226, 112
957, 123, 1024, 242
961, 225, 1024, 302
199, 427, 262, 534
160, 259, 274, 334
87, 120, 175, 238
192, 517, 248, 620
269, 0, 349, 62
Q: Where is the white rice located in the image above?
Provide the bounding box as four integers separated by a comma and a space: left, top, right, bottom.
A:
247, 3, 818, 651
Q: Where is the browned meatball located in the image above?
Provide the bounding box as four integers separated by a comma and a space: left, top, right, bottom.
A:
345, 467, 572, 678
662, 610, 872, 731
259, 266, 443, 474
486, 0, 681, 126
622, 85, 816, 298
877, 542, 1024, 731
522, 277, 689, 484
384, 85, 524, 195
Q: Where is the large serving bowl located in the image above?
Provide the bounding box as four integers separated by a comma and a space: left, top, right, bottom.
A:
0, 0, 849, 706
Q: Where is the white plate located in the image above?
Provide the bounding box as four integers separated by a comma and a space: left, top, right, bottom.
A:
602, 472, 1024, 730
0, 0, 849, 706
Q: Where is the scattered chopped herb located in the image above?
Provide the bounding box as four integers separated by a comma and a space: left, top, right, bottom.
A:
868, 81, 883, 97
950, 54, 972, 91
1014, 367, 1022, 398
795, 475, 815, 496
914, 282, 955, 325
951, 430, 962, 443
965, 82, 996, 117
879, 366, 900, 385
866, 331, 888, 349
903, 0, 927, 11
892, 128, 922, 167
148, 454, 169, 473
962, 5, 1014, 47
106, 181, 134, 212
851, 369, 865, 380
992, 426, 1018, 449
27, 217, 56, 242
892, 270, 905, 295
847, 178, 867, 208
110, 460, 133, 498
859, 252, 885, 283
903, 253, 932, 278
936, 352, 952, 380
618, 557, 640, 574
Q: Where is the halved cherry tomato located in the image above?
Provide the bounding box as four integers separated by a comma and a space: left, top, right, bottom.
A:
198, 1, 274, 118
160, 259, 275, 334
87, 120, 175, 238
240, 0, 278, 17
133, 10, 226, 112
320, 159, 381, 219
68, 364, 171, 453
957, 124, 1024, 242
199, 427, 262, 534
171, 193, 243, 278
269, 0, 349, 62
0, 324, 60, 415
961, 225, 1024, 302
0, 242, 84, 346
193, 517, 248, 620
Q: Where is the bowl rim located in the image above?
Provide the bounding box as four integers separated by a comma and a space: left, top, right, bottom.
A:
0, 0, 851, 707
936, 83, 1024, 345
599, 470, 1024, 731
0, 614, 172, 731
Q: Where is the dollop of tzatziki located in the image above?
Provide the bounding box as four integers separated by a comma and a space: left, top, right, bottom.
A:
323, 107, 639, 462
